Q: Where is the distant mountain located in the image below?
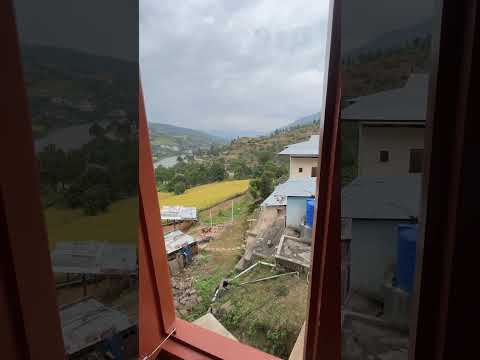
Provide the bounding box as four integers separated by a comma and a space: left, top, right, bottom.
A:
148, 122, 226, 160
288, 112, 321, 128
205, 129, 267, 140
345, 19, 433, 58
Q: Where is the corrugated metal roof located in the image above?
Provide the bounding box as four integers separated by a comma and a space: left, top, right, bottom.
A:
59, 297, 135, 355
161, 206, 197, 221
278, 135, 320, 156
51, 242, 137, 275
341, 74, 428, 122
262, 178, 316, 207
341, 175, 422, 220
164, 230, 197, 255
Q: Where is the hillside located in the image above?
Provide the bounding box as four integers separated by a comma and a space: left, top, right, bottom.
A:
148, 122, 226, 161
221, 123, 320, 168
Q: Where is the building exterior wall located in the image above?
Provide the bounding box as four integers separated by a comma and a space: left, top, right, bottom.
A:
286, 197, 312, 227
350, 219, 402, 300
358, 125, 425, 176
289, 157, 319, 179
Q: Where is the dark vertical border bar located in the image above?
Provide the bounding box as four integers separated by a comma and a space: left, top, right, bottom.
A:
304, 0, 341, 358
411, 0, 479, 359
0, 1, 65, 359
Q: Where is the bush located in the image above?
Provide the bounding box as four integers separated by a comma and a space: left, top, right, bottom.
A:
174, 182, 187, 195
82, 184, 111, 215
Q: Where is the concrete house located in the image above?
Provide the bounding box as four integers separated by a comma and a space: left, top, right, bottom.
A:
261, 134, 320, 228
341, 175, 421, 299
262, 178, 316, 228
342, 74, 428, 177
340, 74, 429, 301
279, 135, 320, 179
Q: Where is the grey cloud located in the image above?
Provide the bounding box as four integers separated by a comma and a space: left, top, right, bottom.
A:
140, 0, 330, 132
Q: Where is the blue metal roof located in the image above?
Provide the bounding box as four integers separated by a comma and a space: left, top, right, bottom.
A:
262, 178, 316, 207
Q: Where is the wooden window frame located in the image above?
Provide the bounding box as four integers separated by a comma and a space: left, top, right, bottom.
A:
3, 0, 478, 359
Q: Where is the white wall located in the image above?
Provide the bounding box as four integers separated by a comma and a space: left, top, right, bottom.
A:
358, 125, 425, 176
290, 157, 319, 179
350, 219, 400, 300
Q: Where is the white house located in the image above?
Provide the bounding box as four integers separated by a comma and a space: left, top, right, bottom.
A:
262, 178, 316, 228
342, 74, 428, 177
341, 175, 421, 299
261, 134, 320, 228
279, 135, 321, 179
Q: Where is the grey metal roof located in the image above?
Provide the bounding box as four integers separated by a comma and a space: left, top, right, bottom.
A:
278, 135, 320, 156
51, 242, 137, 275
161, 206, 197, 221
164, 230, 197, 255
341, 175, 422, 220
59, 297, 135, 355
262, 178, 316, 207
341, 74, 428, 122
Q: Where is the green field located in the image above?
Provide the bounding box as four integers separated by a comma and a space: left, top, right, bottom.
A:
157, 180, 250, 210
44, 198, 138, 248
44, 180, 250, 248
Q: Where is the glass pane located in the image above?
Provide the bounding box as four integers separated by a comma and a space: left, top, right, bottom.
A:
341, 0, 435, 358
140, 0, 331, 357
13, 1, 139, 358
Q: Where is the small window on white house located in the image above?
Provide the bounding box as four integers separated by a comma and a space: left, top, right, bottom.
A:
299, 167, 303, 173
379, 150, 389, 162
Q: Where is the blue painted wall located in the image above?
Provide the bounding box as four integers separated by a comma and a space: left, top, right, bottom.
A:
286, 196, 313, 227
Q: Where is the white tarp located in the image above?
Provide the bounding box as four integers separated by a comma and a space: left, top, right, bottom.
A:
164, 230, 197, 255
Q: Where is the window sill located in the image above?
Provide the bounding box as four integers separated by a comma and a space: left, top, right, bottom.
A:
161, 319, 281, 360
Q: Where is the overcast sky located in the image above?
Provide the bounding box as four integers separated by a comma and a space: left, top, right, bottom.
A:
140, 0, 331, 134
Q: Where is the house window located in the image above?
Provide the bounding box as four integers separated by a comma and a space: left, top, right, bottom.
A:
379, 150, 389, 162
299, 167, 303, 173
312, 166, 318, 177
409, 149, 424, 173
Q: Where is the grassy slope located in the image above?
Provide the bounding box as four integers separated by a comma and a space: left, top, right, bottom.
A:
44, 198, 138, 248
157, 180, 250, 210
221, 124, 320, 168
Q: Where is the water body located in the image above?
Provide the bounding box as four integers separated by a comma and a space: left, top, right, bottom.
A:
154, 155, 184, 169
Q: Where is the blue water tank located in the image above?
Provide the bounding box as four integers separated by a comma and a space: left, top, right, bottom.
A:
396, 224, 418, 293
306, 198, 315, 228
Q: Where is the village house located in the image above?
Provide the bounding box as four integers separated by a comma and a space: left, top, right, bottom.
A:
262, 134, 320, 228
342, 74, 427, 176
279, 134, 320, 179
340, 74, 428, 323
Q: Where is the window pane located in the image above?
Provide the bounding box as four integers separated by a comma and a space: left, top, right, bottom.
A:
141, 0, 331, 357
341, 0, 435, 358
13, 1, 139, 358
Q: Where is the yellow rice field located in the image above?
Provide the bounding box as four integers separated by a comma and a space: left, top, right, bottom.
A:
43, 180, 249, 248
158, 180, 250, 210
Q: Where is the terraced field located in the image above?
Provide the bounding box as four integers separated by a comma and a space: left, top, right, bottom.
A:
157, 180, 250, 210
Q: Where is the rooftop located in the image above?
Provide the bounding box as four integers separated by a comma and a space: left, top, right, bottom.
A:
341, 175, 422, 220
164, 230, 197, 255
161, 206, 197, 221
59, 297, 135, 355
51, 242, 137, 275
341, 74, 428, 123
278, 135, 321, 157
262, 178, 317, 207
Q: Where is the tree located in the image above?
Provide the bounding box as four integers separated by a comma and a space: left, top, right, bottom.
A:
82, 184, 111, 215
174, 182, 186, 195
